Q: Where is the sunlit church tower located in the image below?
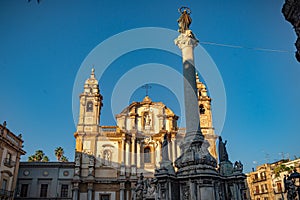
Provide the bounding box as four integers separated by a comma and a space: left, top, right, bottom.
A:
75, 68, 103, 154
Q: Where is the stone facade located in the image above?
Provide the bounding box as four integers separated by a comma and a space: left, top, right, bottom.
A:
0, 122, 26, 199
15, 162, 74, 199
72, 68, 218, 199
247, 158, 300, 200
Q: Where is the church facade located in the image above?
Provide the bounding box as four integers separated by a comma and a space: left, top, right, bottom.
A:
72, 69, 218, 200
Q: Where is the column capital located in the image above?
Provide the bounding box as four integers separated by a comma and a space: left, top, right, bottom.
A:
174, 31, 199, 49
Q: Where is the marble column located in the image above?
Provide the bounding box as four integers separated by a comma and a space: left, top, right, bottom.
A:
72, 183, 79, 200
137, 141, 141, 168
172, 137, 177, 162
156, 141, 161, 167
175, 31, 203, 149
120, 182, 125, 200
125, 140, 130, 166
131, 136, 136, 165
120, 137, 126, 176
87, 183, 93, 200
131, 136, 136, 177
121, 137, 125, 164
72, 189, 78, 200
168, 139, 173, 162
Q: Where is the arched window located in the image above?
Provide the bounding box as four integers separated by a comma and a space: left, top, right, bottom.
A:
199, 104, 205, 114
86, 101, 93, 112
144, 147, 151, 163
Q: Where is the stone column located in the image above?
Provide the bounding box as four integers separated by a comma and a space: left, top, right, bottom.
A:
175, 32, 203, 148
120, 182, 125, 200
121, 137, 125, 164
72, 182, 79, 200
131, 136, 136, 177
72, 189, 79, 200
137, 140, 141, 168
168, 139, 173, 162
120, 137, 126, 176
156, 141, 161, 167
172, 137, 177, 162
126, 140, 130, 166
87, 183, 93, 200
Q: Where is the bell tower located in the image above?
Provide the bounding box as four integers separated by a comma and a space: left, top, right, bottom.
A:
196, 73, 218, 159
75, 68, 103, 152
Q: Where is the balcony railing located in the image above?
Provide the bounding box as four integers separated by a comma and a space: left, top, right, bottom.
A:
252, 176, 267, 183
0, 189, 13, 198
3, 158, 16, 167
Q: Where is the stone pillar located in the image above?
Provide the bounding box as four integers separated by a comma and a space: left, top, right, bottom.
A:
131, 136, 137, 177
168, 139, 173, 162
72, 182, 79, 200
175, 32, 203, 148
121, 137, 125, 164
125, 140, 130, 166
137, 140, 141, 168
87, 183, 93, 200
156, 141, 161, 167
72, 189, 78, 200
172, 137, 177, 162
120, 182, 125, 200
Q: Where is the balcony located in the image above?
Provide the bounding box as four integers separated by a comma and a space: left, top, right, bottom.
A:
252, 176, 267, 183
0, 189, 13, 198
3, 158, 16, 167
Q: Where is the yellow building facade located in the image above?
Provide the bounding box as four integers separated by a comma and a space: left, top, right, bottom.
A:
247, 159, 300, 200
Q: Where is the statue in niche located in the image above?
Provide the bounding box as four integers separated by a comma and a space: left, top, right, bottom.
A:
162, 133, 169, 161
103, 150, 111, 166
218, 136, 229, 162
143, 112, 152, 128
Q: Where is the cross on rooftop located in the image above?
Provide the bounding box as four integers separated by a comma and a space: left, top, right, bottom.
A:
142, 84, 152, 96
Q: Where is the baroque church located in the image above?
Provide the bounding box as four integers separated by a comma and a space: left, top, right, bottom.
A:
72, 69, 218, 199
70, 7, 248, 200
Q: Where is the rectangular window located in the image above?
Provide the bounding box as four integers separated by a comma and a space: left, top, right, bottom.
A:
255, 185, 259, 194
20, 184, 28, 197
40, 184, 48, 197
277, 182, 282, 193
61, 184, 68, 197
100, 194, 110, 200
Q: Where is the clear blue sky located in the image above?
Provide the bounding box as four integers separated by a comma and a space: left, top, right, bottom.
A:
0, 0, 299, 173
